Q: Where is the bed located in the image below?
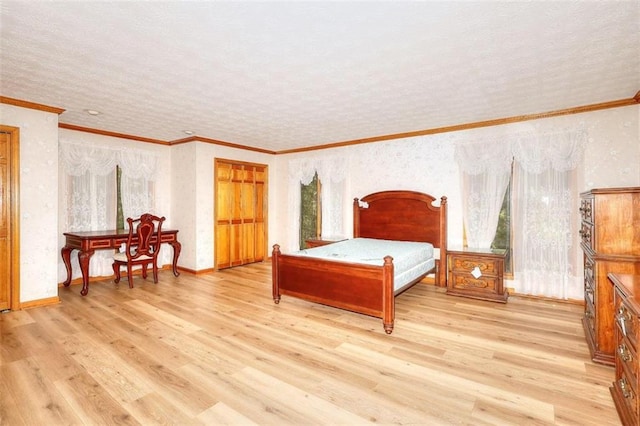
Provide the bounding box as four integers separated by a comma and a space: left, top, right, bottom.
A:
272, 190, 447, 334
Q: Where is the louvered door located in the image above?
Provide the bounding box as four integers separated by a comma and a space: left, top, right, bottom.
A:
215, 159, 267, 269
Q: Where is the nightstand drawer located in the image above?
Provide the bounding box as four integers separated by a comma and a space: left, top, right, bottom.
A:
449, 254, 501, 276
305, 237, 346, 248
449, 273, 499, 293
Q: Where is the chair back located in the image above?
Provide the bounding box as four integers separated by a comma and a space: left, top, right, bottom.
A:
125, 213, 166, 261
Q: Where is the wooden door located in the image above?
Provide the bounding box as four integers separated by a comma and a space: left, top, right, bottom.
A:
215, 159, 267, 269
0, 126, 19, 311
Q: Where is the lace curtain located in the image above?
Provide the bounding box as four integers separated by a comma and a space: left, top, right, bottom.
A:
511, 128, 586, 298
454, 138, 512, 248
287, 156, 347, 251
456, 127, 586, 298
58, 141, 162, 281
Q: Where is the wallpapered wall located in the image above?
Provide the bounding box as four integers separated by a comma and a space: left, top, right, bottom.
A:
1, 104, 59, 303
582, 105, 640, 189
2, 102, 638, 303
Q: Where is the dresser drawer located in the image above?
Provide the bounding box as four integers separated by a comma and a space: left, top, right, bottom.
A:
449, 255, 501, 276
584, 279, 595, 306
579, 197, 594, 223
617, 298, 639, 352
614, 368, 639, 423
585, 298, 596, 334
584, 255, 594, 282
580, 222, 594, 250
617, 339, 639, 393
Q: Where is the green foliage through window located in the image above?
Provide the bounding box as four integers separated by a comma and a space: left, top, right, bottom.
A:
491, 181, 512, 274
300, 172, 321, 249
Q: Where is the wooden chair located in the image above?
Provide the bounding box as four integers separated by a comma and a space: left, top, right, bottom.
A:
113, 213, 166, 288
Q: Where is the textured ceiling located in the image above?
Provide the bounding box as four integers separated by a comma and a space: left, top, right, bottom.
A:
1, 1, 639, 152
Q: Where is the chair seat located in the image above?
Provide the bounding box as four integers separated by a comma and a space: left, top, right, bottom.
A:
113, 252, 153, 262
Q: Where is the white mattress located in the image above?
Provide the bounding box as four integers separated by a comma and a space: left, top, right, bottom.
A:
291, 238, 435, 291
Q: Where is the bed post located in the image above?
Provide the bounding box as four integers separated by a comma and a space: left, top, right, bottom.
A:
438, 196, 448, 287
272, 244, 281, 304
353, 197, 361, 237
382, 255, 395, 334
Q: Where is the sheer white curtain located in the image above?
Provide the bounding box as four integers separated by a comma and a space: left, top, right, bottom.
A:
119, 149, 158, 218
511, 128, 586, 298
318, 157, 347, 240
59, 142, 119, 279
287, 156, 347, 252
59, 141, 163, 281
455, 138, 512, 248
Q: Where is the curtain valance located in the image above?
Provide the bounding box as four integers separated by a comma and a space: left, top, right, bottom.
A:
454, 127, 587, 174
59, 140, 159, 179
288, 155, 347, 184
512, 128, 587, 173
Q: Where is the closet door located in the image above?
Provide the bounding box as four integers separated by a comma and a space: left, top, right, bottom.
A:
215, 159, 267, 270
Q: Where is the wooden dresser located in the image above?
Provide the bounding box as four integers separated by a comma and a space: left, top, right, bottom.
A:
580, 187, 640, 366
447, 247, 508, 303
609, 273, 640, 426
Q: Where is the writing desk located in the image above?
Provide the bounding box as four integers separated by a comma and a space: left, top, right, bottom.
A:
61, 229, 181, 295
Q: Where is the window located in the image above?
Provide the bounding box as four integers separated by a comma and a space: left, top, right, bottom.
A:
299, 171, 321, 249
491, 180, 512, 275
59, 141, 159, 281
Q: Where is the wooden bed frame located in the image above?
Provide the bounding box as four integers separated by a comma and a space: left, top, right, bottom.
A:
272, 190, 448, 334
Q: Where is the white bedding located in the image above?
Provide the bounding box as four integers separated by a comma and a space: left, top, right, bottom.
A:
291, 238, 435, 291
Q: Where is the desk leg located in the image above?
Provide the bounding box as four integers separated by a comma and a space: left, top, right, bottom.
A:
78, 249, 94, 296
61, 246, 73, 287
169, 241, 181, 276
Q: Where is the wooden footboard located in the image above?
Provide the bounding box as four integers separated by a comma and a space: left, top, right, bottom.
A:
272, 244, 397, 333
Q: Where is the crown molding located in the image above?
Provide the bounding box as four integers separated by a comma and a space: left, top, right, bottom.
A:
59, 123, 169, 145
0, 96, 65, 114
275, 92, 640, 154
170, 135, 276, 154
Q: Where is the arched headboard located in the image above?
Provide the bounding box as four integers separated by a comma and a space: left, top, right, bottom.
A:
353, 190, 447, 285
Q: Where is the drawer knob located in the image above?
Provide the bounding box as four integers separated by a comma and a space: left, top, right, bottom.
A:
619, 378, 632, 399
618, 343, 632, 362
617, 306, 632, 336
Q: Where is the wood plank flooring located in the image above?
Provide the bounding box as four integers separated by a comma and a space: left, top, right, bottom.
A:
0, 262, 620, 425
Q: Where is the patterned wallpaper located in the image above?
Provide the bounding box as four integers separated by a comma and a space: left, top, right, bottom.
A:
582, 105, 640, 189
170, 142, 198, 269
1, 104, 59, 302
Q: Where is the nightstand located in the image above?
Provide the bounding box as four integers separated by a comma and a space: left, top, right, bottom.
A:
305, 237, 346, 248
447, 247, 508, 303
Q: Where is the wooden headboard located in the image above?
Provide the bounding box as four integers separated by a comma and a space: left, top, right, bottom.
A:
353, 190, 448, 285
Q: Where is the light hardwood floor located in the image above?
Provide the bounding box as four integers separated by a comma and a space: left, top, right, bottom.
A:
0, 263, 620, 425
